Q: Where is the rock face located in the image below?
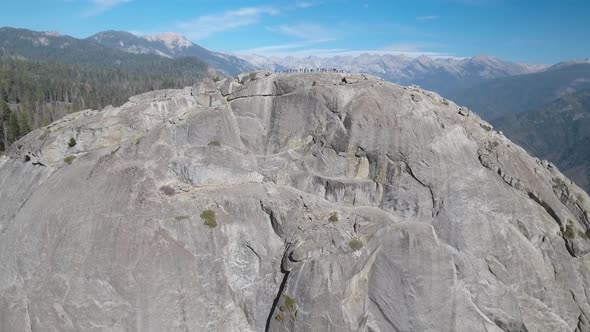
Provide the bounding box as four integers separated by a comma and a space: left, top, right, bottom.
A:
1, 72, 590, 332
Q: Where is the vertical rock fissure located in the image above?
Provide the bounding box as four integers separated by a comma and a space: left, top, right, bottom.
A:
25, 295, 33, 332
400, 159, 438, 218
265, 262, 291, 332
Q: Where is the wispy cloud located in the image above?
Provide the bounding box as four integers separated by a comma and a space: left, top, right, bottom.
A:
235, 40, 330, 55
235, 41, 457, 59
382, 43, 425, 52
295, 1, 314, 8
92, 0, 128, 5
176, 6, 280, 40
417, 15, 440, 21
83, 0, 131, 16
444, 0, 498, 5
272, 23, 336, 41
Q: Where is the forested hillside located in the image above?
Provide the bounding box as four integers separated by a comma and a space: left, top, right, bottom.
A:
0, 27, 210, 151
88, 30, 256, 76
450, 63, 590, 121
496, 89, 590, 191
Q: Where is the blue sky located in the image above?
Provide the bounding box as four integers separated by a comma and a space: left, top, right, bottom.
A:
1, 0, 589, 63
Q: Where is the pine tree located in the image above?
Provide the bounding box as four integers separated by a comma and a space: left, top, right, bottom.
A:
0, 53, 207, 146
7, 109, 20, 143
0, 100, 9, 150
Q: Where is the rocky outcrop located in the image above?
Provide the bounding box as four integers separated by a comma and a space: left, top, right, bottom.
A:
1, 71, 590, 331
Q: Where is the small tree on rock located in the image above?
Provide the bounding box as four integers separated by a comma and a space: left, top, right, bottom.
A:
68, 137, 77, 148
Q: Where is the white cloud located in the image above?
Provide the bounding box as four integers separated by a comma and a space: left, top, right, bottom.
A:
91, 0, 128, 5
272, 23, 336, 41
176, 6, 280, 40
271, 49, 457, 58
83, 0, 131, 16
235, 40, 329, 55
234, 41, 458, 59
381, 43, 444, 52
446, 0, 494, 4
417, 15, 440, 21
295, 1, 314, 8
382, 43, 422, 52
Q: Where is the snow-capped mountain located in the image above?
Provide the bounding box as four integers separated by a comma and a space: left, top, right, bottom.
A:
236, 53, 547, 97
144, 32, 193, 50
545, 58, 590, 71
88, 31, 256, 76
87, 30, 549, 98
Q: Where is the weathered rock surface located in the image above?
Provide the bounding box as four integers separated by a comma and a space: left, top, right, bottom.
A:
1, 71, 590, 331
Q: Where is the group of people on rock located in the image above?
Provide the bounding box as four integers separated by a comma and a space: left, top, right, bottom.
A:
276, 68, 345, 74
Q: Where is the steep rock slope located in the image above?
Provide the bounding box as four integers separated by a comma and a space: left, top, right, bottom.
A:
1, 72, 590, 331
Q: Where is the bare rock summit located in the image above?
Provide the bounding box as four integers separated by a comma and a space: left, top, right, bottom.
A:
1, 72, 590, 331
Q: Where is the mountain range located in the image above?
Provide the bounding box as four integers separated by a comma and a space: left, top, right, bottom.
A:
88, 30, 256, 76
5, 26, 554, 99
237, 53, 547, 97
451, 62, 590, 121
73, 29, 556, 100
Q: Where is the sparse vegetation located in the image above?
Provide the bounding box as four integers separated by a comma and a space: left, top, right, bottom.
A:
279, 295, 297, 314
480, 124, 493, 132
68, 137, 77, 148
553, 178, 568, 192
159, 185, 176, 196
63, 155, 76, 165
275, 313, 284, 321
174, 215, 190, 221
201, 209, 217, 228
349, 238, 364, 251
328, 212, 339, 222
565, 220, 576, 239
578, 230, 590, 240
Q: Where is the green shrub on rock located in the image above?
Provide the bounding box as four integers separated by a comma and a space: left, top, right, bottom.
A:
278, 294, 297, 317
578, 230, 590, 240
63, 155, 76, 165
565, 221, 576, 239
349, 238, 364, 251
328, 212, 339, 222
68, 137, 77, 148
201, 210, 217, 228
